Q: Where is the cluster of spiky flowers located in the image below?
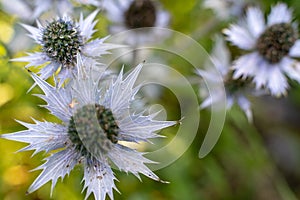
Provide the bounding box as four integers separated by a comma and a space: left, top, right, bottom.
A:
2, 58, 176, 199
1, 4, 177, 200
12, 11, 118, 85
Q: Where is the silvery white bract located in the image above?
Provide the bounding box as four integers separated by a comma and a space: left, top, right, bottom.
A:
197, 36, 260, 122
102, 0, 170, 45
203, 0, 254, 20
1, 59, 176, 200
0, 0, 101, 21
224, 3, 300, 97
12, 11, 118, 85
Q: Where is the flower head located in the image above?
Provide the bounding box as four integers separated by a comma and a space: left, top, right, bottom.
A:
1, 60, 176, 200
12, 11, 118, 85
224, 3, 300, 96
103, 0, 170, 45
197, 36, 261, 122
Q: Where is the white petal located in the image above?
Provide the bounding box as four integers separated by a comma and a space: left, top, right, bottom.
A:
246, 7, 265, 37
232, 52, 261, 79
281, 58, 300, 83
56, 67, 74, 87
103, 0, 127, 22
210, 36, 231, 75
118, 113, 176, 140
82, 159, 118, 200
79, 10, 98, 40
155, 10, 170, 28
21, 23, 41, 43
267, 3, 292, 26
11, 52, 49, 68
30, 72, 73, 122
1, 0, 32, 21
226, 95, 234, 109
28, 148, 81, 195
108, 144, 164, 182
252, 61, 269, 89
200, 90, 224, 109
267, 67, 289, 97
289, 40, 300, 57
70, 55, 100, 105
200, 97, 213, 109
38, 62, 60, 80
1, 120, 68, 155
32, 0, 52, 19
106, 64, 143, 114
223, 24, 256, 50
237, 95, 253, 123
196, 69, 220, 82
82, 37, 124, 57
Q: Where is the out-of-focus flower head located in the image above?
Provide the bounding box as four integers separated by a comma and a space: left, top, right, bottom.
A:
197, 36, 263, 122
102, 0, 170, 45
224, 3, 300, 97
1, 60, 176, 200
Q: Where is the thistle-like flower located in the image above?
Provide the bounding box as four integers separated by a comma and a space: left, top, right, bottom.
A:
12, 11, 117, 85
224, 3, 300, 96
1, 60, 176, 200
197, 36, 260, 122
102, 0, 170, 45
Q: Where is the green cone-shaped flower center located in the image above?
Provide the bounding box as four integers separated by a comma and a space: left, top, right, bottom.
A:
67, 104, 119, 156
256, 23, 297, 64
42, 19, 83, 66
125, 0, 156, 29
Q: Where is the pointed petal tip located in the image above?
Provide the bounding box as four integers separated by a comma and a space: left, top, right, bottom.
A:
159, 179, 170, 184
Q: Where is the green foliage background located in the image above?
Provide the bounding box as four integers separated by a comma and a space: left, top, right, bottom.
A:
1, 0, 300, 199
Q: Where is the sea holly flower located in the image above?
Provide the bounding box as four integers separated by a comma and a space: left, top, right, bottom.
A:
1, 60, 176, 200
197, 36, 261, 122
12, 11, 118, 85
102, 0, 170, 45
224, 3, 300, 97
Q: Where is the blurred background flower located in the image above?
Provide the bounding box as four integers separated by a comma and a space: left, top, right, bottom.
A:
102, 0, 170, 45
224, 3, 300, 97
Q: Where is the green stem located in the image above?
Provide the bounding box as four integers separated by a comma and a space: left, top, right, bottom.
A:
229, 115, 298, 200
